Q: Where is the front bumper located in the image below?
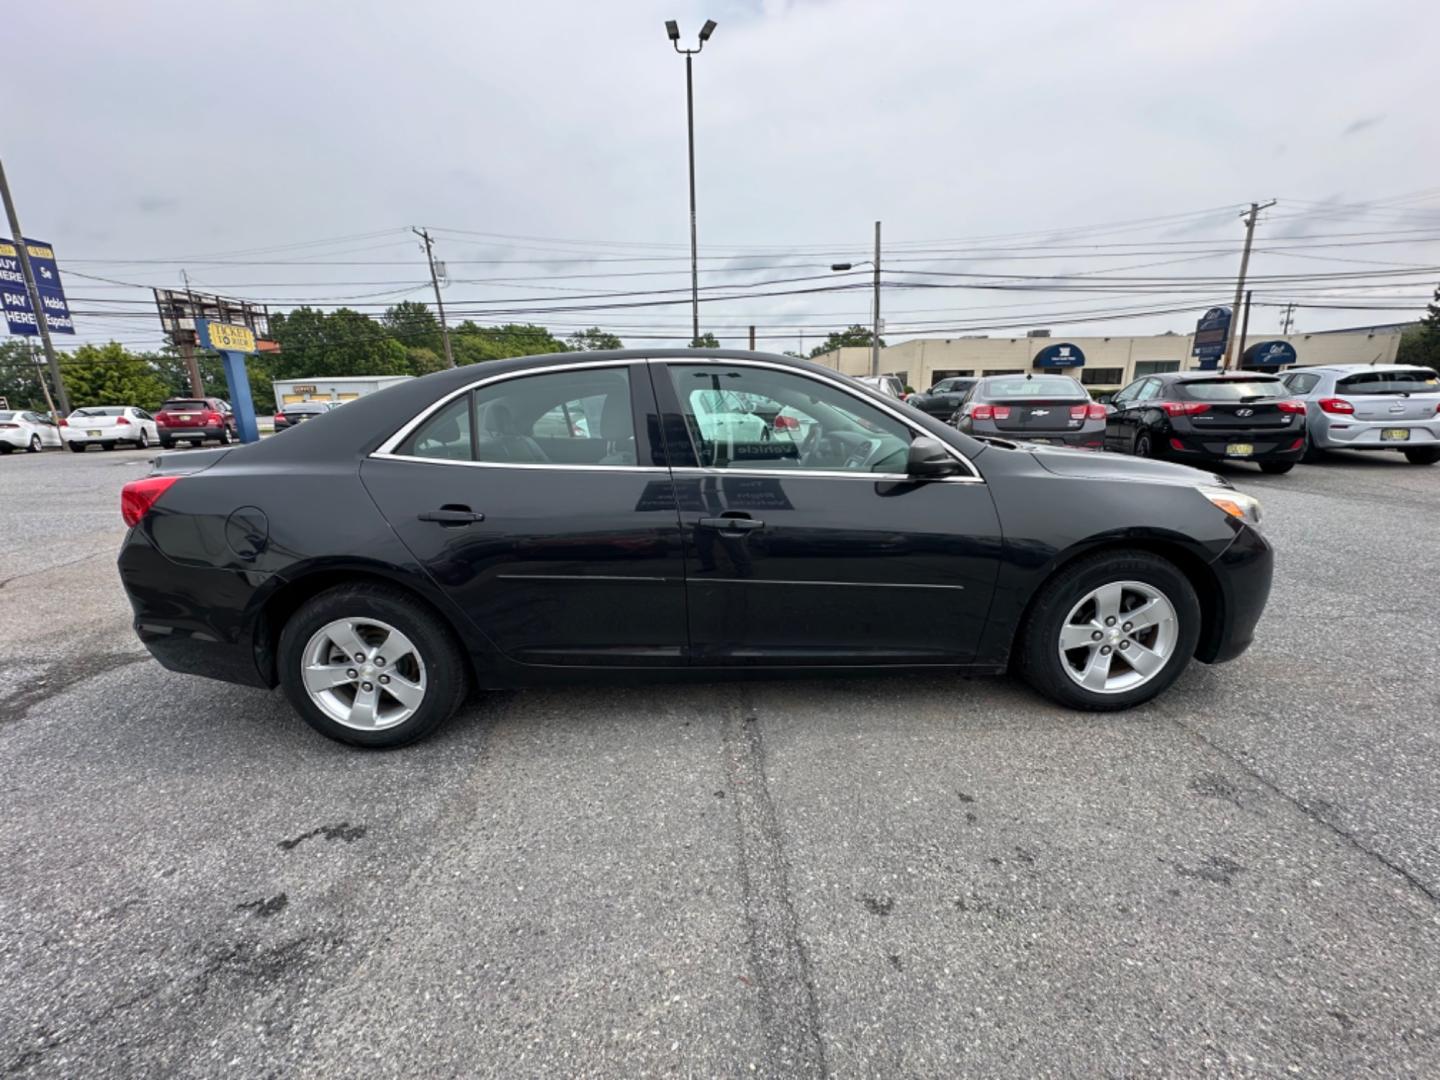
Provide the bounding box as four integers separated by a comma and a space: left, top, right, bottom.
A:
1200, 521, 1273, 664
1312, 417, 1440, 451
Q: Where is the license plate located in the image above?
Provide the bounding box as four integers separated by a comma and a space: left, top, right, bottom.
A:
87, 429, 101, 437
1381, 428, 1410, 442
1225, 443, 1254, 457
177, 414, 192, 421
1028, 437, 1054, 444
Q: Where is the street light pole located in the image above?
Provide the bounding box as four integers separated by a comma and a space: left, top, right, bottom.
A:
666, 19, 717, 346
871, 220, 881, 378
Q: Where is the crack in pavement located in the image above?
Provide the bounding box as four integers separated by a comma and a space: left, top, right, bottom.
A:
722, 695, 829, 1079
0, 652, 149, 727
1170, 717, 1440, 908
0, 548, 116, 592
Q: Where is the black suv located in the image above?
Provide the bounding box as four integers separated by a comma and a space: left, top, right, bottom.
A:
1103, 371, 1307, 474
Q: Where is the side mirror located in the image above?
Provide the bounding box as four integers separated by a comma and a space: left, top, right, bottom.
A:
906, 435, 962, 478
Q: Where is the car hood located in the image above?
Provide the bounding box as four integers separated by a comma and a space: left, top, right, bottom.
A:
1027, 442, 1226, 487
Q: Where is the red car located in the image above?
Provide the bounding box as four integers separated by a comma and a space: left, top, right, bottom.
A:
154, 397, 237, 448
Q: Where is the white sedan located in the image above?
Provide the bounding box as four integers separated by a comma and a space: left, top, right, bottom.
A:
0, 409, 63, 454
63, 406, 160, 451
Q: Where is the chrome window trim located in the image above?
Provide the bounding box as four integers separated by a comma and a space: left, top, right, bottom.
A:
653, 356, 984, 482
370, 354, 985, 483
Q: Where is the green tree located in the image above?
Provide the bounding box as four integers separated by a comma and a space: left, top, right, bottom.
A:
452, 321, 570, 364
404, 346, 449, 376
0, 339, 51, 410
808, 324, 884, 358
63, 342, 171, 411
1396, 284, 1440, 369
567, 327, 624, 351
383, 301, 442, 354
689, 332, 720, 348
268, 307, 408, 380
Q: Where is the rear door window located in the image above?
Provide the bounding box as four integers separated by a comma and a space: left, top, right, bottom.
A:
1335, 369, 1440, 395
397, 394, 474, 461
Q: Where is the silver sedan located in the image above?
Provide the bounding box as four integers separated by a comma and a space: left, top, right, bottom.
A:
1281, 364, 1440, 464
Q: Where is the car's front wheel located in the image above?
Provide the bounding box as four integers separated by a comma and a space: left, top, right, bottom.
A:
1016, 551, 1201, 711
27, 434, 41, 453
277, 585, 468, 748
1403, 447, 1440, 465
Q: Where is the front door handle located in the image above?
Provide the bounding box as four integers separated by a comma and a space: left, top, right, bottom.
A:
418, 507, 485, 527
698, 516, 764, 533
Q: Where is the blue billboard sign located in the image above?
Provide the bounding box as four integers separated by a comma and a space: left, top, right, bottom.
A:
1, 238, 76, 335
1242, 340, 1297, 367
1191, 306, 1231, 361
1033, 341, 1085, 368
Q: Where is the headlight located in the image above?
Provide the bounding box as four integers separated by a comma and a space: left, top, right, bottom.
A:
1197, 484, 1262, 527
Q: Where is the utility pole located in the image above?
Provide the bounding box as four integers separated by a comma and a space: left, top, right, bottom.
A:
0, 158, 69, 415
664, 20, 716, 345
748, 325, 755, 350
29, 339, 60, 422
1221, 200, 1276, 370
179, 270, 205, 396
1281, 302, 1295, 335
871, 220, 882, 377
413, 227, 456, 368
1237, 289, 1253, 368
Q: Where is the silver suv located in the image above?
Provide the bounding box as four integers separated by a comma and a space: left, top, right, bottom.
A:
1281, 364, 1440, 465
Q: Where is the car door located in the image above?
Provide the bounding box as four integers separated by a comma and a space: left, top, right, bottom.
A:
361, 360, 689, 666
653, 358, 1002, 665
1103, 380, 1145, 450
26, 411, 60, 448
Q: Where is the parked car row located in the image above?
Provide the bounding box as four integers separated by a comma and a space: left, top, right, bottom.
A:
1, 397, 251, 455
887, 364, 1440, 473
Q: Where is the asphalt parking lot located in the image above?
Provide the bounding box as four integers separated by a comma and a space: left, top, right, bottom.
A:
2, 445, 1439, 1077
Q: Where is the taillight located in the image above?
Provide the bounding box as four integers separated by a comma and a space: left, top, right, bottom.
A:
1162, 402, 1211, 417
1070, 403, 1107, 420
121, 476, 179, 527
203, 411, 222, 424
1277, 400, 1306, 414
773, 415, 800, 430
1318, 398, 1354, 415
116, 416, 131, 425
0, 423, 18, 429
58, 417, 68, 427
972, 405, 1011, 420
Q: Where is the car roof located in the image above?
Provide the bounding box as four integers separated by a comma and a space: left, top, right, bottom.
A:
1161, 370, 1284, 381
1296, 363, 1437, 375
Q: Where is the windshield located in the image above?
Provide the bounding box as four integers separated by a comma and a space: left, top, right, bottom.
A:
70, 407, 126, 417
1177, 379, 1283, 402
932, 379, 972, 393
981, 375, 1086, 399
1336, 369, 1440, 395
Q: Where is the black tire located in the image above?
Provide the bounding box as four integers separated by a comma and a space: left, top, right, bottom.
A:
277, 584, 468, 748
1403, 447, 1440, 465
1133, 430, 1155, 459
28, 434, 43, 453
68, 442, 85, 452
1016, 550, 1201, 712
1301, 432, 1326, 464
102, 441, 116, 451
216, 426, 233, 446
1259, 461, 1294, 475
160, 437, 175, 449
136, 430, 150, 449
0, 444, 12, 454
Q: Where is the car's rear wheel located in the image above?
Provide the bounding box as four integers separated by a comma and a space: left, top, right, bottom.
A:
1403, 447, 1440, 465
217, 426, 232, 445
68, 442, 85, 452
102, 441, 115, 451
160, 437, 174, 449
1301, 432, 1326, 463
1133, 431, 1155, 459
1016, 551, 1201, 711
277, 585, 468, 748
1259, 461, 1294, 474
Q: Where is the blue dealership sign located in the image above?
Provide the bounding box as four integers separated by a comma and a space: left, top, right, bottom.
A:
1243, 340, 1297, 367
1191, 306, 1231, 362
1033, 341, 1085, 368
0, 238, 76, 335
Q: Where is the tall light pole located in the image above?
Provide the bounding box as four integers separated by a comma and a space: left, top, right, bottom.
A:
830, 220, 883, 376
665, 18, 716, 345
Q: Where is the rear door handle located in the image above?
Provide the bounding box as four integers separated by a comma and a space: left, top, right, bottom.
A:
418, 507, 485, 526
698, 516, 764, 532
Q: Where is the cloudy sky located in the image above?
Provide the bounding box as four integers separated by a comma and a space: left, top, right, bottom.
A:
8, 0, 1440, 353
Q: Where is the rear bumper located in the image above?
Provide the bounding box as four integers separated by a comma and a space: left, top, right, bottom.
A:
159, 424, 223, 440
961, 421, 1104, 448
65, 430, 138, 443
0, 430, 29, 448
1166, 432, 1305, 463
1200, 522, 1274, 664
1312, 417, 1440, 450
119, 528, 272, 689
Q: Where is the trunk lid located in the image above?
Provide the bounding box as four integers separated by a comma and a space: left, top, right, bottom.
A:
989, 398, 1091, 433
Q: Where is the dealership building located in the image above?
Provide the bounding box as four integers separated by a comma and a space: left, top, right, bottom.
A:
812, 323, 1408, 394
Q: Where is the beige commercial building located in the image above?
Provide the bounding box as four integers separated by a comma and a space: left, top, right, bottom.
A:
272, 374, 413, 406
813, 325, 1406, 395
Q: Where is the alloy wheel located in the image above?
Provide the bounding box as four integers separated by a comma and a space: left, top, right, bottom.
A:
1057, 580, 1178, 695
301, 617, 427, 730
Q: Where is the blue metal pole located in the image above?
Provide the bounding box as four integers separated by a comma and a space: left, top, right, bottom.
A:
219, 350, 260, 443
